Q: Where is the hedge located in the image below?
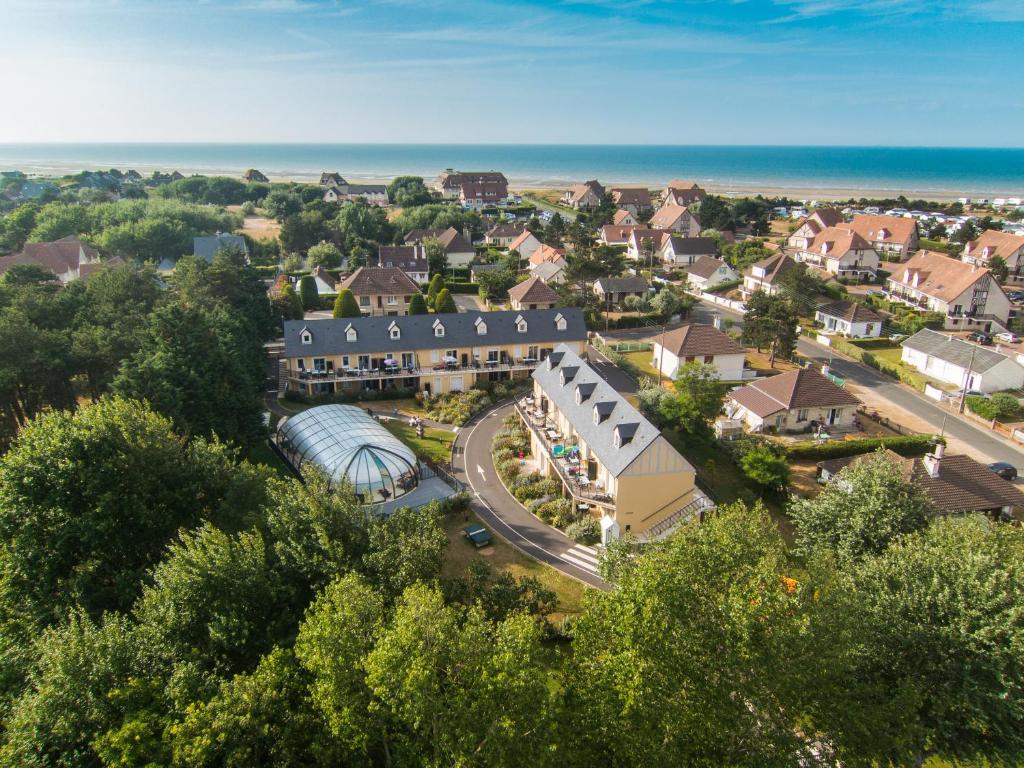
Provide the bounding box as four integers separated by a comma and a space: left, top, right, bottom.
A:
447, 281, 480, 294
786, 434, 940, 460
966, 392, 1022, 422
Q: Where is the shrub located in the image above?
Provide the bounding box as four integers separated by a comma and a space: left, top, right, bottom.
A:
536, 498, 573, 527
786, 434, 939, 460
967, 392, 1022, 422
496, 458, 522, 482
566, 517, 601, 545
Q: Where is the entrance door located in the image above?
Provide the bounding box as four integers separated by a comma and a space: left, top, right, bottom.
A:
451, 376, 464, 392
827, 408, 839, 426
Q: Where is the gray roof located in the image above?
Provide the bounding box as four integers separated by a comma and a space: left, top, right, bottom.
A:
902, 328, 1014, 374
594, 275, 650, 294
193, 234, 248, 262
532, 344, 671, 476
533, 260, 565, 280
284, 307, 587, 358
666, 236, 718, 255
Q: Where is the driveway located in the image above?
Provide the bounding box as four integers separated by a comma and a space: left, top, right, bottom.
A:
587, 344, 639, 394
452, 403, 608, 589
453, 293, 486, 313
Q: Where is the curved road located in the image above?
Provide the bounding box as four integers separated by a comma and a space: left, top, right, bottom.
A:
452, 403, 608, 589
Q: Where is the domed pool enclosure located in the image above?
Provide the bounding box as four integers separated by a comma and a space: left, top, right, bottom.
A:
275, 404, 420, 505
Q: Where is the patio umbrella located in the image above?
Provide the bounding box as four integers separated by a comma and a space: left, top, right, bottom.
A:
383, 358, 398, 366
444, 355, 458, 363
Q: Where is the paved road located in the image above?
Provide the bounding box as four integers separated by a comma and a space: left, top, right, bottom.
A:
453, 293, 485, 313
452, 403, 608, 589
691, 299, 1024, 466
587, 344, 639, 394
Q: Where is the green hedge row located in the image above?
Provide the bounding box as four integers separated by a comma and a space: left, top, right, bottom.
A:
828, 337, 926, 390
786, 434, 940, 460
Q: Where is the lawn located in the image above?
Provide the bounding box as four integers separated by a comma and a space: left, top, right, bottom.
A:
441, 510, 590, 620
860, 345, 933, 390
381, 419, 455, 465
622, 350, 662, 382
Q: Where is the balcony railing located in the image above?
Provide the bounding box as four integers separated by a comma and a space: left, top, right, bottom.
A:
514, 398, 616, 509
289, 358, 541, 385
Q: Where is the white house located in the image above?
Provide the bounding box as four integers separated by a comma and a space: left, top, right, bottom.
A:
741, 253, 798, 298
686, 256, 739, 292
626, 228, 668, 261
963, 230, 1024, 283
726, 367, 862, 434
814, 300, 883, 338
792, 226, 879, 280
660, 235, 718, 266
311, 266, 339, 296
652, 324, 746, 381
508, 230, 542, 262
786, 208, 845, 250
900, 328, 1024, 393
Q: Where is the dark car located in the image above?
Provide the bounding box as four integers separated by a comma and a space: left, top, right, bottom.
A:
968, 331, 993, 345
988, 462, 1018, 481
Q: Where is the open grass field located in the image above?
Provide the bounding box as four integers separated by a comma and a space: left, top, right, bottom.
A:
621, 350, 662, 381
382, 419, 455, 465
441, 510, 590, 620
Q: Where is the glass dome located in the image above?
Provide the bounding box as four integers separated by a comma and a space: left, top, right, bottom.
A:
276, 404, 419, 504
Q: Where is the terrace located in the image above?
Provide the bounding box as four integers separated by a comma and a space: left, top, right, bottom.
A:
288, 356, 542, 387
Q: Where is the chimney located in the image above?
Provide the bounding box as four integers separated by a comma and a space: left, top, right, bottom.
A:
923, 442, 944, 479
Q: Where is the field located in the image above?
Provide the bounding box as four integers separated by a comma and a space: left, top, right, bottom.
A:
382, 419, 455, 465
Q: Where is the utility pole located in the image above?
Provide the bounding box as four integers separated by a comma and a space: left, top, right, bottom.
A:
957, 340, 979, 414
658, 321, 668, 388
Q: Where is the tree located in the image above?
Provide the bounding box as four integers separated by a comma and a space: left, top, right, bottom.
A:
659, 362, 727, 437
433, 287, 457, 314
423, 237, 448, 276
407, 292, 427, 314
740, 444, 790, 490
476, 269, 520, 304
742, 290, 799, 366
565, 503, 815, 766
298, 274, 319, 311
445, 560, 556, 624
952, 219, 978, 244
362, 505, 447, 602
790, 449, 932, 562
989, 255, 1010, 283
332, 288, 360, 318
280, 210, 330, 254
261, 188, 302, 221
426, 274, 445, 309
273, 282, 304, 322
545, 212, 565, 243
649, 287, 681, 320
333, 200, 394, 256
306, 241, 342, 269
387, 176, 433, 208
775, 260, 821, 306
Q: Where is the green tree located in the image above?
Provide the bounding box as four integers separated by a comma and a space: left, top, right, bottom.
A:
476, 269, 520, 303
742, 290, 798, 366
362, 505, 447, 602
740, 444, 790, 489
272, 281, 304, 322
333, 200, 394, 256
426, 273, 445, 309
791, 449, 932, 562
298, 274, 318, 311
659, 361, 727, 437
306, 241, 342, 269
989, 255, 1010, 283
423, 237, 448, 276
649, 287, 682, 320
279, 210, 329, 253
261, 188, 302, 221
407, 292, 427, 314
387, 176, 433, 208
433, 287, 456, 314
332, 288, 360, 318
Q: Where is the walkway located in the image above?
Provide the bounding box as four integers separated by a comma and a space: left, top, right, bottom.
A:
452, 402, 608, 589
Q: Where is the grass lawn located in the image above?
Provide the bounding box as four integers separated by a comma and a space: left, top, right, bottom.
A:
621, 350, 662, 381
863, 345, 932, 390
441, 510, 590, 620
381, 419, 455, 465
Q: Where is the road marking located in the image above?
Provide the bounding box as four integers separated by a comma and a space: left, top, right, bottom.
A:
476, 464, 486, 480
561, 545, 600, 573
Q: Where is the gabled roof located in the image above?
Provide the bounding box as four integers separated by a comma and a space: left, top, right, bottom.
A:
404, 228, 446, 244
744, 253, 798, 285
626, 228, 669, 250
847, 214, 918, 245
601, 224, 636, 244
901, 328, 1014, 374
311, 266, 339, 290
507, 275, 559, 304
609, 188, 651, 207
657, 323, 745, 357
529, 244, 566, 267
966, 229, 1024, 261
404, 226, 473, 253
888, 250, 994, 303
794, 208, 843, 232
687, 255, 732, 280
729, 367, 861, 418
649, 202, 696, 229
532, 260, 566, 281
593, 275, 649, 294
612, 209, 636, 225
1, 236, 97, 276
375, 245, 427, 273
565, 180, 604, 204
664, 235, 718, 256
339, 266, 421, 295
532, 344, 689, 477
283, 307, 587, 358
486, 223, 524, 238
193, 233, 248, 261
803, 227, 874, 260
509, 230, 540, 251
815, 299, 882, 324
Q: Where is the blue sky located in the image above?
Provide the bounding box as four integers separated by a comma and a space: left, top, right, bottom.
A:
1, 0, 1022, 146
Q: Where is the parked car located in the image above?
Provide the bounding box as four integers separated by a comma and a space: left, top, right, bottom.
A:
988, 462, 1018, 481
995, 331, 1021, 344
1007, 291, 1024, 303
865, 289, 886, 297
967, 331, 993, 345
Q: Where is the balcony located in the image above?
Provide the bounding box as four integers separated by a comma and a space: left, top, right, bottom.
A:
514, 398, 616, 510
288, 358, 542, 386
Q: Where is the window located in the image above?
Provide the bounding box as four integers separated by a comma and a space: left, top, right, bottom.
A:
300, 329, 312, 345
431, 350, 439, 363
475, 318, 487, 335
389, 322, 401, 340
345, 325, 357, 342
487, 349, 499, 363
554, 312, 566, 331
386, 295, 397, 305
613, 431, 621, 449
342, 355, 350, 368
796, 408, 809, 422
359, 296, 370, 307
297, 359, 305, 370
358, 355, 370, 370
433, 320, 445, 337
401, 352, 414, 368
313, 357, 326, 372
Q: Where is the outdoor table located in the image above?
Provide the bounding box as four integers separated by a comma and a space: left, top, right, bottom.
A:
578, 476, 591, 487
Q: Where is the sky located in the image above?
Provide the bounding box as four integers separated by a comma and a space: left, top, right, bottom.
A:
1, 0, 1022, 146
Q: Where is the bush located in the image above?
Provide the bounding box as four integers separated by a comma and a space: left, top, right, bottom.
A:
566, 517, 601, 545
786, 434, 939, 460
967, 392, 1022, 422
496, 458, 522, 482
535, 498, 573, 527
424, 388, 492, 426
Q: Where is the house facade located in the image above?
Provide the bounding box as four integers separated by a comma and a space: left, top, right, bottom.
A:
612, 209, 638, 226
726, 367, 862, 434
0, 236, 105, 284
626, 228, 668, 261
686, 256, 739, 291
283, 308, 587, 398
375, 245, 429, 283
532, 260, 567, 285
792, 227, 879, 279
814, 300, 883, 338
508, 230, 542, 261
436, 170, 508, 201
963, 230, 1024, 282
484, 223, 525, 248
522, 345, 709, 543
846, 214, 919, 261
507, 275, 559, 310
528, 244, 567, 270
561, 180, 604, 210
324, 184, 389, 206
649, 203, 702, 234
741, 253, 799, 298
660, 235, 718, 266
786, 208, 844, 250
338, 267, 422, 316
609, 188, 653, 215
885, 250, 1011, 331
593, 275, 650, 306
661, 180, 706, 207
404, 226, 475, 267
652, 324, 747, 381
900, 328, 1024, 393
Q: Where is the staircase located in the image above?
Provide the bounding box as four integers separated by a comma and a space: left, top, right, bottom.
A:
276, 360, 288, 398
642, 495, 715, 541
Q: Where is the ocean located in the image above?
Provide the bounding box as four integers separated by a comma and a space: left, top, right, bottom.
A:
1, 143, 1022, 198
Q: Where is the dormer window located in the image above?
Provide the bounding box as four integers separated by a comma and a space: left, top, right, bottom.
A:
548, 351, 564, 370
433, 319, 445, 338
388, 322, 401, 340
345, 324, 357, 342
614, 422, 638, 448
593, 401, 615, 424
475, 317, 487, 335
515, 314, 527, 333
575, 382, 596, 405
559, 366, 578, 386
554, 313, 567, 331
300, 326, 312, 345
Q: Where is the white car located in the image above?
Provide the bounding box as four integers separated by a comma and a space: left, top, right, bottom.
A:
995, 332, 1021, 344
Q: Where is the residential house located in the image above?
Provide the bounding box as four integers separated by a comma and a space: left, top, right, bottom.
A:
593, 275, 650, 306
319, 172, 346, 187
323, 183, 389, 206
507, 275, 559, 310
652, 324, 747, 381
741, 253, 799, 298
963, 230, 1024, 282
626, 228, 668, 261
561, 180, 605, 210
508, 230, 543, 262
786, 208, 845, 250
522, 344, 709, 543
375, 245, 429, 284
529, 244, 567, 270
601, 224, 637, 247
900, 328, 1024, 393
686, 256, 739, 292
0, 236, 104, 284
649, 202, 702, 234
283, 307, 587, 398
243, 169, 269, 183
814, 300, 883, 338
817, 445, 1024, 519
311, 266, 340, 297
470, 263, 503, 282
193, 233, 248, 263
886, 250, 1011, 331
792, 226, 879, 280
338, 267, 422, 316
404, 226, 475, 267
846, 214, 919, 260
726, 367, 862, 433
532, 259, 567, 285
459, 181, 508, 209
660, 235, 718, 267
661, 180, 707, 207
436, 170, 508, 201
612, 209, 639, 226
609, 188, 653, 216
484, 223, 525, 248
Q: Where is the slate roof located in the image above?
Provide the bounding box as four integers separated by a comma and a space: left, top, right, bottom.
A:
687, 255, 731, 280
532, 344, 689, 477
375, 245, 427, 274
815, 299, 882, 324
901, 328, 1013, 374
818, 449, 1024, 515
665, 235, 718, 256
532, 260, 566, 282
593, 275, 650, 295
657, 324, 745, 357
729, 367, 861, 418
339, 266, 421, 296
193, 233, 248, 261
283, 307, 586, 358
507, 275, 559, 304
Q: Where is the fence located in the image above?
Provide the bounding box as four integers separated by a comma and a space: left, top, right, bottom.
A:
608, 341, 652, 353
689, 289, 747, 314
419, 458, 467, 493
